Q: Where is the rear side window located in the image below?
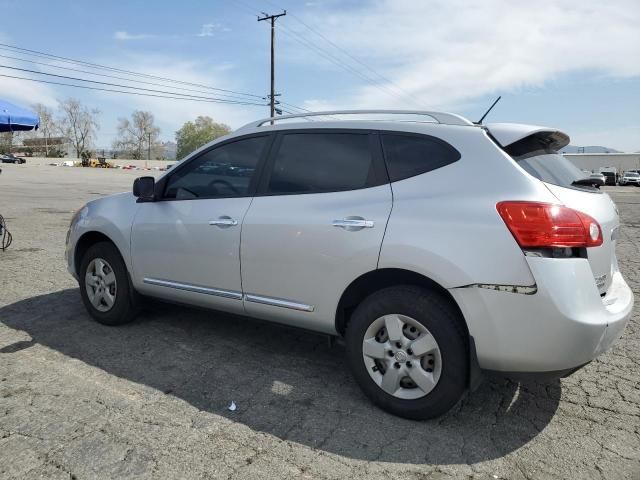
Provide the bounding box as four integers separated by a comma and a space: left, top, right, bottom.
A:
381, 134, 460, 182
266, 133, 375, 194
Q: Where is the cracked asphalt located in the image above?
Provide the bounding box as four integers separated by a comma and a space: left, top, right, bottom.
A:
0, 163, 639, 479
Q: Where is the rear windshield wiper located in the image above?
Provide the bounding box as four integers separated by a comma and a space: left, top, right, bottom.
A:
572, 177, 600, 189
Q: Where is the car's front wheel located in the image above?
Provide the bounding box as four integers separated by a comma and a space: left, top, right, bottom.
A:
345, 286, 468, 419
79, 241, 139, 326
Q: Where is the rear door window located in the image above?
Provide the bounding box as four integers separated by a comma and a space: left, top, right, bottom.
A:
265, 132, 376, 194
380, 133, 460, 182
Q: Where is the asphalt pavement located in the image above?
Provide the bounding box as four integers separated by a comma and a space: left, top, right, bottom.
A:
0, 163, 638, 479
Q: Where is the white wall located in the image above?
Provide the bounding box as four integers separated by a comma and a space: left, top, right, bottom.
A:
564, 153, 640, 173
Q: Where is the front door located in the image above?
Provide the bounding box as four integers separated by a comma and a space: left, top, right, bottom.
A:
131, 134, 272, 314
241, 130, 392, 332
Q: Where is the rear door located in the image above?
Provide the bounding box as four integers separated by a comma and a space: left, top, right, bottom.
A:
240, 130, 392, 333
490, 125, 619, 294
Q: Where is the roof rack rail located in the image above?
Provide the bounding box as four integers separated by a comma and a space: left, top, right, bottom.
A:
238, 110, 475, 130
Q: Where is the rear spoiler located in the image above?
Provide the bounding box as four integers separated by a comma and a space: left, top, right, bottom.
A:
485, 123, 570, 150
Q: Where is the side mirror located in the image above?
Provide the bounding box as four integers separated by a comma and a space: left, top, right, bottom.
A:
133, 176, 155, 201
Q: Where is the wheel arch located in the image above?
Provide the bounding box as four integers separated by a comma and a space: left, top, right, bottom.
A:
336, 268, 482, 390
335, 268, 469, 337
74, 231, 119, 277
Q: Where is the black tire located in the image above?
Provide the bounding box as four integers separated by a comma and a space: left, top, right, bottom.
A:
345, 285, 468, 420
79, 241, 139, 326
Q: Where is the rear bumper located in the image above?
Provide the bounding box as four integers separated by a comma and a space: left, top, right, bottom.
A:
450, 257, 633, 372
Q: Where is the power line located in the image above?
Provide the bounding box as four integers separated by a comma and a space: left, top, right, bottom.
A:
0, 73, 266, 106
0, 43, 316, 115
277, 24, 412, 106
0, 52, 263, 103
264, 0, 424, 106
279, 101, 312, 113
0, 64, 266, 105
230, 2, 415, 106
0, 43, 264, 99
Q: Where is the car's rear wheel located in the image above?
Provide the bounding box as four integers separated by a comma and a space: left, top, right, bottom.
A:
345, 285, 468, 419
79, 241, 139, 326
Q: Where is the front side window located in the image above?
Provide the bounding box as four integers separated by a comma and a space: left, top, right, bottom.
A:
164, 136, 268, 199
381, 133, 460, 182
266, 133, 375, 194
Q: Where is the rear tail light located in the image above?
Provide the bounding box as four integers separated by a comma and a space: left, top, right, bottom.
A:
496, 201, 603, 248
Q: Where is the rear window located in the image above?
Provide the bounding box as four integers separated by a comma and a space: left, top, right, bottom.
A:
504, 132, 592, 190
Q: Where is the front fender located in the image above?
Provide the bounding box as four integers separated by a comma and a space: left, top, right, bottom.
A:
67, 192, 139, 279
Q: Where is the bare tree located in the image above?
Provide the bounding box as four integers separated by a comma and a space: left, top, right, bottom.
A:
26, 104, 60, 157
58, 98, 100, 158
114, 110, 160, 160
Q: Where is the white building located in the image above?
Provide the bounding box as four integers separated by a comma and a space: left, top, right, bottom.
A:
564, 153, 640, 173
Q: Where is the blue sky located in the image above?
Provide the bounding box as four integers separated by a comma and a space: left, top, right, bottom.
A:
1, 0, 639, 151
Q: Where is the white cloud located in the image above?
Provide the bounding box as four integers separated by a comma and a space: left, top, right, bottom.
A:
294, 0, 640, 109
113, 31, 155, 41
197, 23, 230, 37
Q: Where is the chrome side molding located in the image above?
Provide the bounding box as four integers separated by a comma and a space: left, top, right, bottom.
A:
143, 278, 315, 312
143, 278, 243, 300
244, 294, 315, 312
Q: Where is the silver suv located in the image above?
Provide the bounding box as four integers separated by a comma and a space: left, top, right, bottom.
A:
66, 110, 634, 419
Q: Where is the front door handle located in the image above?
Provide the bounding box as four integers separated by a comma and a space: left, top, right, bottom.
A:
208, 216, 238, 228
332, 217, 375, 231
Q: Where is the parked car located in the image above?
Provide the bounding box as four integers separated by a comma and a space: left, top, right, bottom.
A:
588, 173, 606, 186
601, 171, 617, 185
65, 110, 634, 419
619, 171, 640, 186
0, 153, 26, 164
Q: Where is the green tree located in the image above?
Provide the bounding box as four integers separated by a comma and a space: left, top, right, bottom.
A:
175, 116, 230, 159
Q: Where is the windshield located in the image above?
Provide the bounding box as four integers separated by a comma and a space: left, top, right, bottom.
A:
625, 172, 639, 177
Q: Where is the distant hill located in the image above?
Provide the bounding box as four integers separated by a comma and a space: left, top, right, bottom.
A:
561, 145, 621, 154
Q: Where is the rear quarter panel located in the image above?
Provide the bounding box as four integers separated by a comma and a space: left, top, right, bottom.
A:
379, 126, 557, 287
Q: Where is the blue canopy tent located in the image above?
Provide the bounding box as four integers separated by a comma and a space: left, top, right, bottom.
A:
0, 99, 39, 132
0, 100, 35, 249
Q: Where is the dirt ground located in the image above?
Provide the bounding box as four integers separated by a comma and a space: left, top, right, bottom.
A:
1, 162, 639, 479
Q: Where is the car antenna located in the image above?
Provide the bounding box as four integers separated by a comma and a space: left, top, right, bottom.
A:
476, 96, 501, 125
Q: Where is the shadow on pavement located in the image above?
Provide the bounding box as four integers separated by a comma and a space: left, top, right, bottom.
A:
0, 289, 561, 465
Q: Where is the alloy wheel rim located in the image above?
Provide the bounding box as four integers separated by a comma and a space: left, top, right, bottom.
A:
362, 314, 442, 400
85, 258, 117, 312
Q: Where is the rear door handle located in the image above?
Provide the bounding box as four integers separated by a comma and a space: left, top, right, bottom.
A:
332, 218, 375, 230
208, 216, 238, 228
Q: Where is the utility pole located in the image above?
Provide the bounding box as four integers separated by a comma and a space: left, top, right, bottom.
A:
258, 10, 286, 121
